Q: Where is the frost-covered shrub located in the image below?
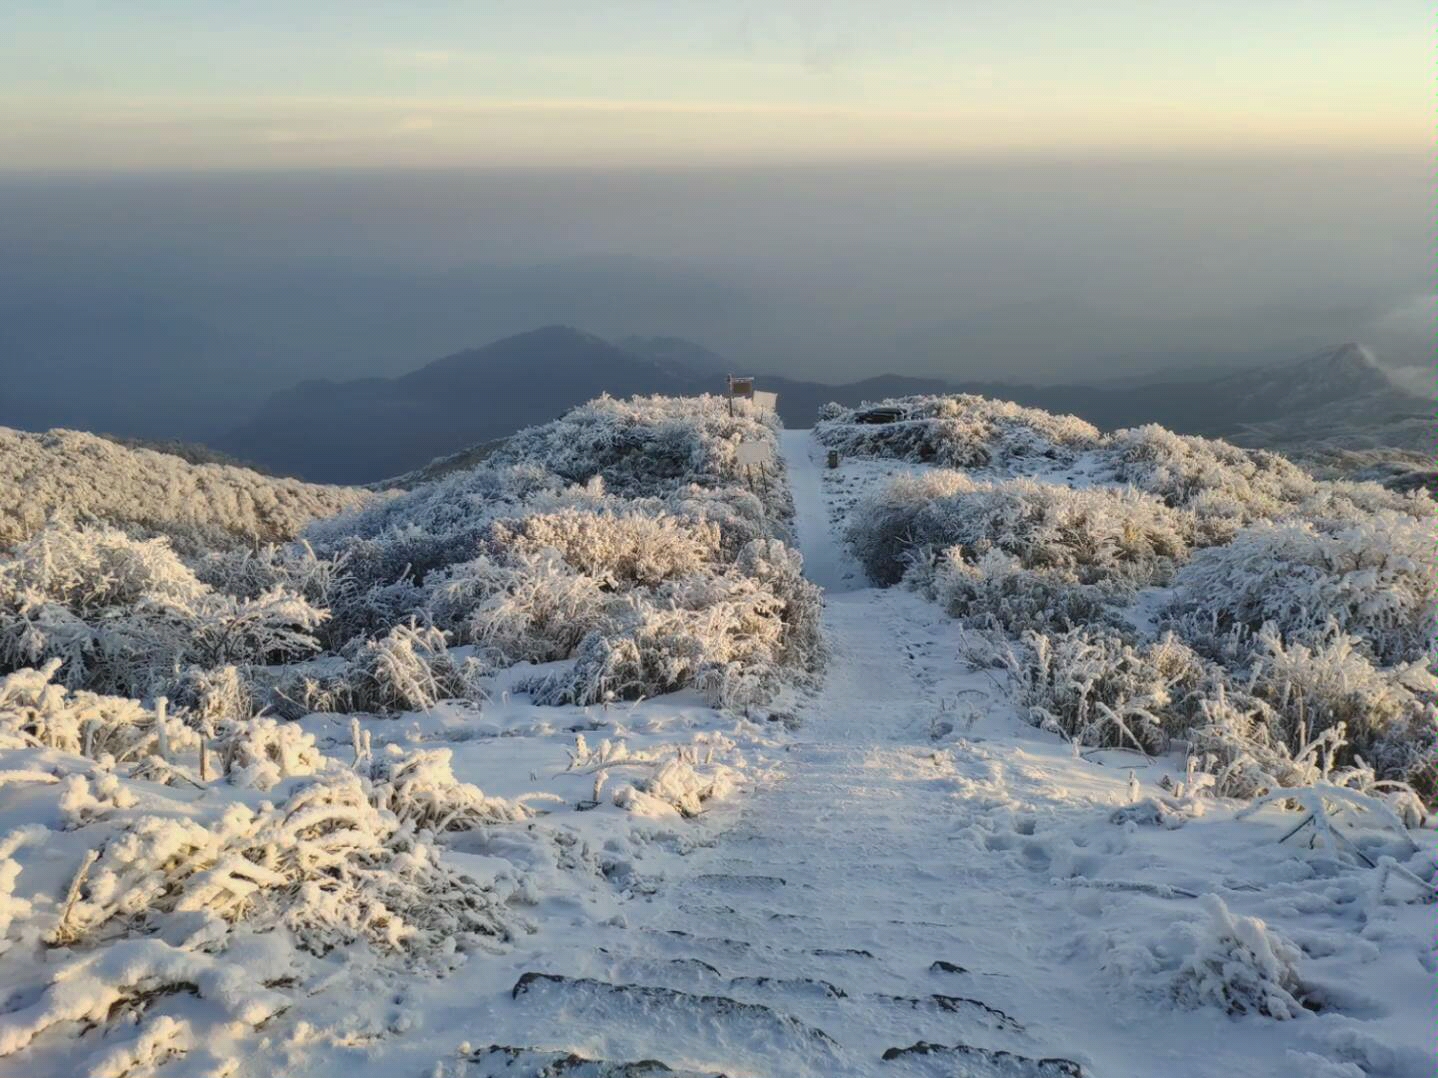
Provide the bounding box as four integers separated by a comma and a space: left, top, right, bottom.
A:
734, 538, 823, 673
1, 394, 814, 727
58, 772, 138, 829
523, 572, 788, 708
562, 732, 740, 818
816, 394, 1101, 469
0, 525, 326, 695
1165, 512, 1436, 666
845, 470, 978, 585
167, 664, 256, 729
848, 472, 1189, 590
55, 773, 514, 957
1185, 686, 1433, 810
275, 622, 477, 716
1171, 895, 1308, 1019
431, 551, 608, 661
1297, 479, 1433, 524
215, 716, 323, 790
932, 552, 1127, 635
0, 661, 196, 764
491, 394, 779, 500
307, 462, 558, 553
414, 491, 815, 709
346, 623, 468, 713
1107, 425, 1432, 547
1005, 628, 1211, 753
365, 747, 534, 832
295, 396, 791, 659
194, 540, 426, 653
1103, 425, 1315, 543
614, 753, 740, 819
490, 508, 721, 588
0, 426, 370, 553
1, 523, 209, 612
1239, 630, 1437, 797
296, 465, 565, 648
667, 484, 773, 557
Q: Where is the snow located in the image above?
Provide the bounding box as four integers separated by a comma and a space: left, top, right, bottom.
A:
0, 426, 371, 553
777, 429, 859, 593
0, 404, 1432, 1077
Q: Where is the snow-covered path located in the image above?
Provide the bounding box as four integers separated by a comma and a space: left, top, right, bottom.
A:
317, 431, 1429, 1078
440, 431, 1093, 1076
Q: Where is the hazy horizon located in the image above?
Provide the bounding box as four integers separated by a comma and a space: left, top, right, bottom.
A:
0, 3, 1429, 445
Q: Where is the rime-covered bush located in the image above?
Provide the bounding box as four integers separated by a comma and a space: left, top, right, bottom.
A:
490, 508, 722, 588
848, 472, 1189, 590
278, 623, 474, 715
491, 394, 779, 499
844, 470, 977, 585
735, 537, 824, 673
215, 715, 324, 790
1, 522, 210, 611
816, 394, 1101, 469
1171, 895, 1308, 1019
1102, 425, 1315, 543
293, 396, 795, 663
193, 540, 347, 608
432, 551, 608, 661
667, 484, 773, 557
933, 552, 1127, 635
168, 664, 257, 728
0, 660, 195, 763
1165, 512, 1436, 666
365, 747, 535, 832
521, 570, 790, 708
307, 464, 559, 567
1249, 631, 1437, 791
0, 525, 325, 695
0, 426, 371, 552
55, 773, 514, 957
1100, 425, 1421, 545
58, 771, 139, 829
347, 622, 471, 712
2, 394, 817, 723
1004, 628, 1211, 753
614, 752, 740, 819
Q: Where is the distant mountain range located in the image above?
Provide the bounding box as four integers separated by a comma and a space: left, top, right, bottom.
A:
220, 328, 1426, 483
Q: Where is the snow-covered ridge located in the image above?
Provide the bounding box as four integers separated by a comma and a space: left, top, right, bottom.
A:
822, 393, 1436, 806
0, 388, 1431, 1077
0, 393, 819, 1076
0, 426, 373, 553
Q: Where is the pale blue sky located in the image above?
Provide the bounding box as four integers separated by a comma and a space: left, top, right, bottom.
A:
0, 1, 1427, 168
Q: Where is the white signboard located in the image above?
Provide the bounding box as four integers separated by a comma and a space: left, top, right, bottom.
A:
735, 441, 772, 467
752, 390, 779, 412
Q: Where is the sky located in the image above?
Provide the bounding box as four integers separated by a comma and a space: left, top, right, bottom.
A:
0, 1, 1428, 169
0, 3, 1428, 446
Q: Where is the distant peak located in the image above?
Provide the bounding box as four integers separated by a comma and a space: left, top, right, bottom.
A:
1283, 341, 1384, 383
1294, 343, 1380, 373
512, 324, 604, 345
1324, 342, 1379, 369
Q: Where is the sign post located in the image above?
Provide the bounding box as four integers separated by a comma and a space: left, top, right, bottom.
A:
727, 375, 755, 416
735, 439, 772, 493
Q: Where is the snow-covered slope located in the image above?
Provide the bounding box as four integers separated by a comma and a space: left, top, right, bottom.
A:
0, 394, 1430, 1078
0, 394, 825, 1077
0, 426, 373, 552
